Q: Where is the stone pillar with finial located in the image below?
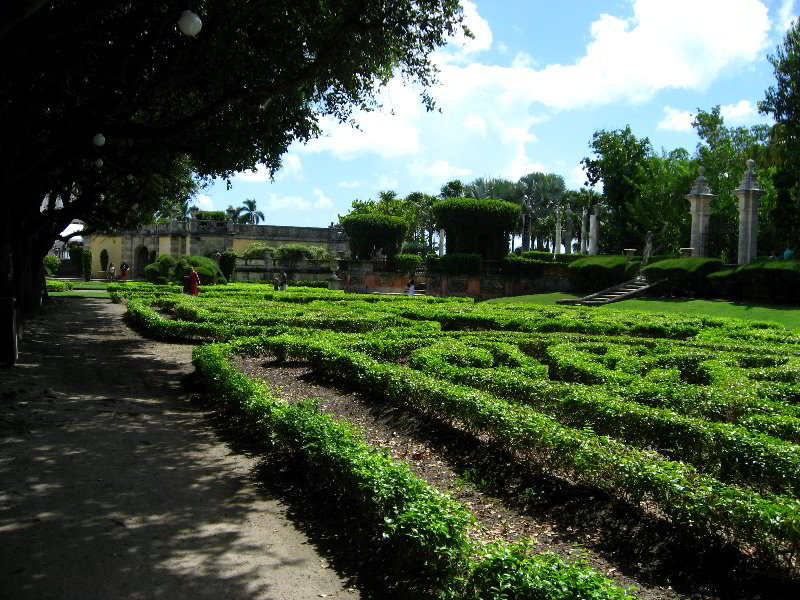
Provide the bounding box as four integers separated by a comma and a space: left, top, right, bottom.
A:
736, 159, 764, 265
554, 209, 562, 255
580, 207, 588, 254
685, 167, 714, 257
588, 205, 602, 255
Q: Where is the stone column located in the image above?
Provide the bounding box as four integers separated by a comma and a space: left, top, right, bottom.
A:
736, 159, 764, 265
438, 229, 445, 257
580, 207, 588, 254
588, 205, 601, 255
685, 167, 714, 257
554, 210, 562, 255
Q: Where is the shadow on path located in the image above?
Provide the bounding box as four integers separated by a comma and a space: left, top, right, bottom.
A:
0, 299, 355, 600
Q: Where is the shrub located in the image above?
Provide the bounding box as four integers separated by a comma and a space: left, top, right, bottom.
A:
240, 242, 275, 258
642, 257, 724, 296
568, 256, 629, 292
733, 258, 800, 302
433, 198, 520, 260
81, 249, 93, 281
43, 255, 61, 276
389, 253, 422, 273
273, 243, 332, 261
144, 254, 177, 284
501, 255, 547, 278
706, 268, 737, 298
520, 250, 583, 265
193, 210, 226, 221
340, 214, 409, 259
99, 249, 109, 271
290, 280, 329, 288
219, 250, 237, 281
173, 255, 226, 285
440, 253, 481, 276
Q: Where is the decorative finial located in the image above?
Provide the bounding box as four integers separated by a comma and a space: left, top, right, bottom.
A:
746, 159, 755, 170
698, 166, 705, 176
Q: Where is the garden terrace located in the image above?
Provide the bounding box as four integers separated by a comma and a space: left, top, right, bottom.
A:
115, 281, 800, 598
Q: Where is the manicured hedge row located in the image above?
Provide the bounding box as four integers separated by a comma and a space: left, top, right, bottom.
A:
193, 339, 633, 599
568, 256, 631, 292
258, 333, 800, 565
406, 341, 800, 496
46, 280, 75, 292
642, 257, 724, 296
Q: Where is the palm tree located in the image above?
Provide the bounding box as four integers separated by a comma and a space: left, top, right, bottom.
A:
226, 204, 245, 222
240, 198, 265, 224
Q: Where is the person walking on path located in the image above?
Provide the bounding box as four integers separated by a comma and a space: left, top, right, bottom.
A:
406, 274, 416, 297
189, 267, 201, 296
120, 260, 129, 282
107, 262, 115, 280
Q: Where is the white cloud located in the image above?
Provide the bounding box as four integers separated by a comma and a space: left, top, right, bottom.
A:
777, 0, 796, 32
265, 193, 310, 211
236, 166, 269, 182
435, 0, 771, 110
378, 175, 399, 189
235, 153, 302, 182
436, 0, 492, 63
276, 154, 302, 180
338, 180, 362, 189
511, 51, 536, 68
504, 147, 546, 180
408, 159, 471, 182
194, 194, 213, 209
300, 79, 422, 159
463, 113, 487, 136
497, 41, 509, 54
720, 99, 758, 122
657, 106, 694, 131
312, 188, 333, 209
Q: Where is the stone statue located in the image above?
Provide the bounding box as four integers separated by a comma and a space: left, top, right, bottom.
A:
643, 231, 653, 265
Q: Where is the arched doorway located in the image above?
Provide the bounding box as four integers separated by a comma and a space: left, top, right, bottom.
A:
134, 246, 149, 279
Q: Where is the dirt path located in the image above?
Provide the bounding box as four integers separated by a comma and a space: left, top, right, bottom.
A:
0, 299, 357, 600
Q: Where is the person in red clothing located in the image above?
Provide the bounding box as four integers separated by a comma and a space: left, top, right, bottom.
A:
189, 267, 201, 296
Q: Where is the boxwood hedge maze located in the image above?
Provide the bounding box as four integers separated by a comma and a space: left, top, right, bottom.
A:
113, 282, 800, 599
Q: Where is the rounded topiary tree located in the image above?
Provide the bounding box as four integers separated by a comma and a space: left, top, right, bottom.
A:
81, 249, 93, 281
433, 198, 520, 260
99, 248, 109, 272
219, 250, 237, 281
340, 214, 409, 259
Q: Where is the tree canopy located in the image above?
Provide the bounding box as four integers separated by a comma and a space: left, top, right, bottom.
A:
0, 0, 466, 314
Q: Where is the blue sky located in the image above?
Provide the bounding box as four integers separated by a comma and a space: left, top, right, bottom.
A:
196, 0, 794, 227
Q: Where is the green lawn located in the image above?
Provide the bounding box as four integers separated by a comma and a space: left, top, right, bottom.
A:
487, 293, 800, 329
486, 292, 582, 305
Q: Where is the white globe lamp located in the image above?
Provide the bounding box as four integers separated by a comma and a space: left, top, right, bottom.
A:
178, 10, 202, 36
93, 133, 106, 147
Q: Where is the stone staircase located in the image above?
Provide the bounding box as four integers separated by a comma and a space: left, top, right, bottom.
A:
557, 275, 656, 307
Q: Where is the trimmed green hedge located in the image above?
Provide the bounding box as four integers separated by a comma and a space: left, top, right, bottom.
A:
568, 256, 630, 292
193, 210, 226, 221
81, 249, 93, 281
340, 214, 409, 259
440, 253, 482, 276
642, 258, 724, 296
43, 255, 61, 276
434, 198, 520, 260
520, 250, 583, 265
191, 338, 633, 599
389, 253, 422, 273
734, 259, 800, 302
